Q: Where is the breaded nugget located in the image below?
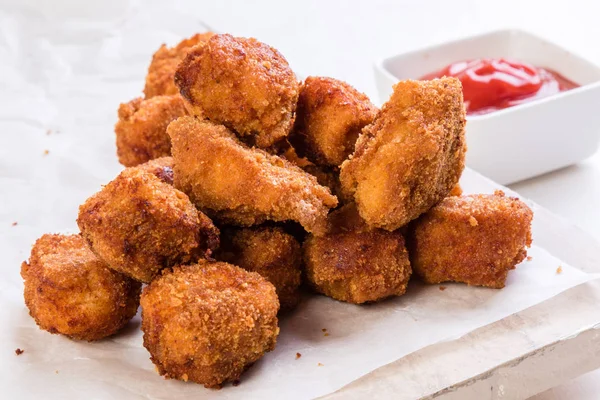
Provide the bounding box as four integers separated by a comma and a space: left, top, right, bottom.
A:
141, 261, 279, 388
168, 116, 337, 234
340, 78, 467, 231
303, 204, 412, 304
144, 32, 215, 98
175, 34, 299, 148
115, 95, 187, 167
21, 234, 140, 341
290, 76, 377, 166
133, 156, 174, 185
217, 226, 302, 312
78, 168, 219, 282
408, 191, 533, 288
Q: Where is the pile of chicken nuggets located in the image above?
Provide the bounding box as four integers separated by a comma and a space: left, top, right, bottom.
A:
20, 32, 533, 388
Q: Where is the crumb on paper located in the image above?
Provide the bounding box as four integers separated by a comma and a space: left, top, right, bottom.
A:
556, 266, 563, 274
317, 363, 324, 367
11, 222, 17, 226
324, 333, 330, 337
439, 286, 447, 291
321, 328, 327, 332
55, 370, 59, 374
232, 380, 241, 387
181, 373, 188, 382
468, 216, 478, 226
43, 149, 49, 156
15, 348, 24, 355
527, 256, 533, 261
295, 352, 301, 360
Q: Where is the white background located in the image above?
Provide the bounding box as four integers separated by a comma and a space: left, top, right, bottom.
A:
2, 0, 599, 398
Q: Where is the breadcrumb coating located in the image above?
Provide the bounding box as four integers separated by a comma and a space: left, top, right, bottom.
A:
217, 226, 302, 312
132, 156, 174, 185
290, 76, 377, 167
141, 261, 279, 388
168, 116, 337, 234
340, 78, 467, 231
144, 32, 215, 98
21, 234, 140, 341
175, 34, 299, 148
408, 191, 533, 288
449, 183, 463, 197
115, 95, 187, 167
280, 143, 351, 205
77, 167, 219, 282
303, 204, 412, 304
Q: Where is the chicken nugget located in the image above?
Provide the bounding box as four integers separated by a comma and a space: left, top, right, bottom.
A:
21, 234, 140, 341
408, 191, 533, 288
303, 204, 411, 304
115, 95, 187, 167
217, 226, 302, 312
133, 156, 174, 185
290, 76, 377, 167
175, 34, 299, 148
340, 78, 467, 231
144, 32, 215, 98
141, 261, 279, 388
168, 116, 337, 234
78, 167, 219, 282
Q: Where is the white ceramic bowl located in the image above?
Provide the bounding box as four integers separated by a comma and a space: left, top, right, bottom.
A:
374, 29, 600, 185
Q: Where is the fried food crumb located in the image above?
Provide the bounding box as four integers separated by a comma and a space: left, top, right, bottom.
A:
15, 348, 24, 355
439, 286, 447, 291
324, 333, 330, 337
11, 222, 17, 226
527, 256, 533, 261
295, 352, 302, 359
43, 150, 49, 155
469, 216, 478, 226
55, 370, 59, 374
317, 363, 324, 367
556, 266, 563, 274
321, 328, 327, 332
232, 380, 241, 387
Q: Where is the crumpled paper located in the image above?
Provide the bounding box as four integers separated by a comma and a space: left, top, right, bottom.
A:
0, 2, 595, 399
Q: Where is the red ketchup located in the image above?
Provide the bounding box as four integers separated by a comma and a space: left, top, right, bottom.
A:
420, 58, 579, 115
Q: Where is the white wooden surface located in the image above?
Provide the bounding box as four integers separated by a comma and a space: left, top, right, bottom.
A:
4, 0, 600, 397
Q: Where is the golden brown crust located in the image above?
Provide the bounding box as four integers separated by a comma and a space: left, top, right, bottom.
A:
449, 183, 463, 197
168, 116, 337, 234
290, 77, 377, 167
77, 167, 219, 282
132, 156, 174, 185
408, 192, 533, 288
340, 78, 467, 231
175, 34, 299, 148
140, 261, 279, 388
217, 226, 302, 312
303, 205, 412, 304
21, 234, 140, 341
279, 142, 351, 205
115, 95, 187, 167
143, 32, 215, 98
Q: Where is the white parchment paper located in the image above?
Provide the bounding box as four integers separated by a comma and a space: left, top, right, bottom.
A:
0, 2, 596, 399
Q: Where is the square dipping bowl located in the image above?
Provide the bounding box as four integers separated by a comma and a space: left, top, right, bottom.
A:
374, 29, 600, 185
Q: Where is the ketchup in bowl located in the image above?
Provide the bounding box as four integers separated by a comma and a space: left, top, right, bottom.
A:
420, 58, 579, 115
